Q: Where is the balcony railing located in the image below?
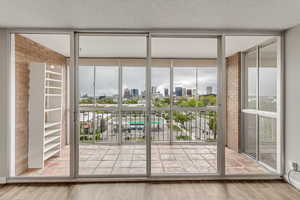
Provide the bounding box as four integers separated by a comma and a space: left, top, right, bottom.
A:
79, 108, 217, 144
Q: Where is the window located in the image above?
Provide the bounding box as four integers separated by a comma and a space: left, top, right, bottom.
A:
242, 39, 280, 172
243, 113, 257, 158
245, 50, 257, 109
259, 42, 277, 112
259, 116, 277, 169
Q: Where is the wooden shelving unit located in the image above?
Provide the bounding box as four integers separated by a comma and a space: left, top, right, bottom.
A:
28, 63, 63, 169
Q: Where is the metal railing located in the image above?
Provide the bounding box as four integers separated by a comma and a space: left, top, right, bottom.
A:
79, 107, 217, 145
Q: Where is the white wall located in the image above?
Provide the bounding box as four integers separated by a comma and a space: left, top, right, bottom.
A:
0, 29, 8, 183
285, 24, 300, 188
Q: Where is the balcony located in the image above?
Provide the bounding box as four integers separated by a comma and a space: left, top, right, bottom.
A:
22, 145, 270, 176
22, 108, 270, 176
79, 110, 217, 144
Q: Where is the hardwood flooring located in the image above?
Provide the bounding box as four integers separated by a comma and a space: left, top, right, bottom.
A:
0, 181, 299, 200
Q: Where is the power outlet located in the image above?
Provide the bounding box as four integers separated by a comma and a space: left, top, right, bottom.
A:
291, 162, 298, 171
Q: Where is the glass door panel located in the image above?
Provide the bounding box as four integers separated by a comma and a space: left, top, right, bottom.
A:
95, 66, 119, 108
259, 42, 277, 112
78, 35, 147, 176
245, 51, 257, 109
150, 37, 218, 175
243, 113, 257, 158
259, 116, 277, 169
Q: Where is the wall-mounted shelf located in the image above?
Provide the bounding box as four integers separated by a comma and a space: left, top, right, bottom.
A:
28, 63, 63, 169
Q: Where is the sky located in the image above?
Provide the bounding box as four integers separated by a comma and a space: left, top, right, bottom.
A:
79, 65, 276, 98
78, 38, 277, 98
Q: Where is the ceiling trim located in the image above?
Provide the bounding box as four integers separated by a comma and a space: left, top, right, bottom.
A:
5, 28, 282, 36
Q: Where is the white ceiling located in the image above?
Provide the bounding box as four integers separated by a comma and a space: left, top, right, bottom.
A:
21, 34, 273, 58
21, 34, 70, 56
1, 0, 300, 30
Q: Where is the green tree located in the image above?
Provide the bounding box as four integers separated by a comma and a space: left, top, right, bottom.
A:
80, 98, 93, 104
173, 111, 194, 128
124, 99, 139, 104
208, 111, 217, 139
153, 97, 170, 108
96, 98, 117, 104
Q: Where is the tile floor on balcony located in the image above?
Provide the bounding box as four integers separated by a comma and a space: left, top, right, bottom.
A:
21, 144, 271, 176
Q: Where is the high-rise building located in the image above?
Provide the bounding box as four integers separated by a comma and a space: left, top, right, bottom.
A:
187, 89, 192, 96
182, 88, 187, 96
124, 88, 130, 98
151, 86, 157, 94
206, 86, 213, 95
192, 89, 197, 96
131, 88, 139, 97
175, 87, 183, 96
141, 90, 146, 98
164, 88, 169, 97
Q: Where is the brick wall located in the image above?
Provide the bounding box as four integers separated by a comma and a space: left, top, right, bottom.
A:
15, 34, 67, 175
226, 52, 241, 152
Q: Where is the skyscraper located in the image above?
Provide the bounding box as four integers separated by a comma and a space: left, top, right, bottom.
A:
192, 89, 197, 96
175, 87, 183, 96
124, 88, 130, 98
187, 89, 192, 96
151, 86, 157, 94
206, 86, 213, 95
131, 88, 139, 97
164, 88, 169, 97
182, 88, 187, 96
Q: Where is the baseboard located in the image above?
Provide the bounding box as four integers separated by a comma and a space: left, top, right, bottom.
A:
0, 177, 6, 184
284, 174, 300, 190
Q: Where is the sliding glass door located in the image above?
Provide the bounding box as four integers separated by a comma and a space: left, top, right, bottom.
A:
150, 36, 219, 175
242, 38, 281, 173
77, 34, 147, 176
75, 33, 223, 178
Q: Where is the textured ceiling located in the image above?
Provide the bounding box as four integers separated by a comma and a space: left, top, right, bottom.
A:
1, 0, 300, 30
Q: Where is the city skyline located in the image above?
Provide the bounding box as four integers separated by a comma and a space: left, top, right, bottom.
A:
81, 85, 216, 99
80, 66, 218, 97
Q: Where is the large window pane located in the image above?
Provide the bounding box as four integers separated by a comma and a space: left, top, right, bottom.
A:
151, 66, 170, 108
121, 111, 146, 144
151, 111, 217, 174
151, 37, 218, 175
79, 111, 119, 144
244, 113, 257, 158
151, 111, 171, 142
197, 67, 217, 96
172, 111, 217, 143
245, 51, 257, 109
259, 116, 277, 169
79, 66, 94, 105
12, 33, 70, 177
259, 42, 277, 112
122, 66, 146, 108
173, 67, 217, 108
173, 67, 197, 107
78, 35, 146, 176
95, 66, 118, 108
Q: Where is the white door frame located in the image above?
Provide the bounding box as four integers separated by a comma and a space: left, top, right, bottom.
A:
2, 28, 283, 182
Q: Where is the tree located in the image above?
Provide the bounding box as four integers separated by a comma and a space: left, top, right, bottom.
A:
153, 97, 170, 108
124, 99, 139, 104
173, 111, 194, 128
208, 111, 217, 139
96, 98, 117, 104
80, 98, 93, 104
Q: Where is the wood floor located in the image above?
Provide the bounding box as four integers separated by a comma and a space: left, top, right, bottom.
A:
0, 181, 300, 200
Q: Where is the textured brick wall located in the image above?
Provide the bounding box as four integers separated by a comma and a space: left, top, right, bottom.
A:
15, 34, 67, 175
226, 52, 241, 152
